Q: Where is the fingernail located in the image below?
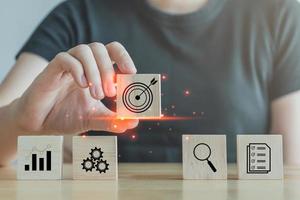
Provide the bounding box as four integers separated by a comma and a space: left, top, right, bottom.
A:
91, 85, 97, 98
81, 75, 88, 87
128, 120, 139, 128
106, 83, 116, 97
124, 62, 137, 74
96, 85, 104, 99
111, 84, 116, 95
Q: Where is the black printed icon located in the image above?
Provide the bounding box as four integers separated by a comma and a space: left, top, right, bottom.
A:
247, 143, 271, 174
81, 147, 109, 174
193, 143, 217, 173
24, 145, 52, 172
122, 78, 158, 113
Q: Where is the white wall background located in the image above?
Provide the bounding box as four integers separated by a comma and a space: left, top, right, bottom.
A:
0, 0, 63, 82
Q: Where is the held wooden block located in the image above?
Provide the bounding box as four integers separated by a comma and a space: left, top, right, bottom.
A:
182, 135, 227, 179
237, 135, 283, 179
17, 136, 63, 180
73, 136, 118, 180
117, 74, 161, 118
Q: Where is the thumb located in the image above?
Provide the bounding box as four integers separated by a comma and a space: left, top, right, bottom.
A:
88, 103, 139, 133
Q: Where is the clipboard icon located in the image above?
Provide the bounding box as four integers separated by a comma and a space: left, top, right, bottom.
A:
246, 143, 271, 174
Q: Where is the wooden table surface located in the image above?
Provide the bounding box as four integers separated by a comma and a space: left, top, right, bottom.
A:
0, 163, 300, 200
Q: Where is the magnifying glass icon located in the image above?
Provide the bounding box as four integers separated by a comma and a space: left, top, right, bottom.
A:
193, 143, 217, 172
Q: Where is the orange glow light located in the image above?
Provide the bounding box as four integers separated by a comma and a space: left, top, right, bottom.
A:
127, 116, 197, 121
91, 115, 198, 121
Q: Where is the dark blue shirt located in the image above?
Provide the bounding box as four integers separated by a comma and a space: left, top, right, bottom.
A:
17, 0, 300, 162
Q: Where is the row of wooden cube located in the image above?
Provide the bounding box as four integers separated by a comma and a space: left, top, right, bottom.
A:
183, 134, 283, 180
17, 136, 118, 180
17, 134, 283, 180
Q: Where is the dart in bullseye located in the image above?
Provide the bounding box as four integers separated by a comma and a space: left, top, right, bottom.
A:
135, 78, 158, 101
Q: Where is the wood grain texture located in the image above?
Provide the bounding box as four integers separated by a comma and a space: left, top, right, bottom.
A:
17, 136, 63, 180
237, 135, 283, 179
116, 74, 161, 118
72, 136, 118, 180
1, 164, 300, 200
182, 135, 227, 179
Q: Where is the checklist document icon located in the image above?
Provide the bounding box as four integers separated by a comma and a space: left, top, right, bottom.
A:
246, 143, 271, 174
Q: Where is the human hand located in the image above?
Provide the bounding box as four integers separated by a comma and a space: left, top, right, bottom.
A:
13, 42, 139, 134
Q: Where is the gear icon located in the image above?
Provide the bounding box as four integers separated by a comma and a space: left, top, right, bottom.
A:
89, 147, 103, 160
95, 159, 109, 173
81, 157, 95, 172
81, 146, 109, 174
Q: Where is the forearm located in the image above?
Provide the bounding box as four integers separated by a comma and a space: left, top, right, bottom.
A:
271, 91, 300, 166
271, 120, 300, 166
0, 53, 47, 107
282, 132, 300, 166
0, 53, 48, 166
0, 99, 25, 166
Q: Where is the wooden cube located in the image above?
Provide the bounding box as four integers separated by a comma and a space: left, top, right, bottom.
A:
237, 135, 283, 179
17, 136, 63, 180
117, 74, 161, 118
182, 135, 227, 179
73, 136, 118, 180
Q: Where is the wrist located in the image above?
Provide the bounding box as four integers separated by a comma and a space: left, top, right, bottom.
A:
3, 98, 26, 136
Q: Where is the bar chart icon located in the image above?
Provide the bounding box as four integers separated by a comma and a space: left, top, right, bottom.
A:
17, 136, 63, 180
24, 145, 52, 171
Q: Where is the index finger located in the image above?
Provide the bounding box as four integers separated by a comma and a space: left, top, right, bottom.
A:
106, 42, 137, 74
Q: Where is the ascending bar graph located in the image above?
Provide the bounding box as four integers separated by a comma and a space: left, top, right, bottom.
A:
24, 150, 52, 171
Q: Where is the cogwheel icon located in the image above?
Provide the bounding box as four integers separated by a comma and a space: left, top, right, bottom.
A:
89, 147, 103, 160
81, 157, 95, 172
95, 159, 109, 173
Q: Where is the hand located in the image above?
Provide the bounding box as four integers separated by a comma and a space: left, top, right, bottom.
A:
13, 42, 139, 134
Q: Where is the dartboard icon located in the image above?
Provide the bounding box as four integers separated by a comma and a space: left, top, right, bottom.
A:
122, 78, 158, 113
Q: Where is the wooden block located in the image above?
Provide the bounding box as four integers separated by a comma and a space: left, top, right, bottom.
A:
17, 136, 63, 180
182, 135, 227, 179
73, 136, 118, 180
237, 135, 283, 179
117, 74, 161, 118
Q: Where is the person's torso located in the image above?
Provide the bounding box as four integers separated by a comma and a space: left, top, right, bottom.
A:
66, 0, 276, 162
